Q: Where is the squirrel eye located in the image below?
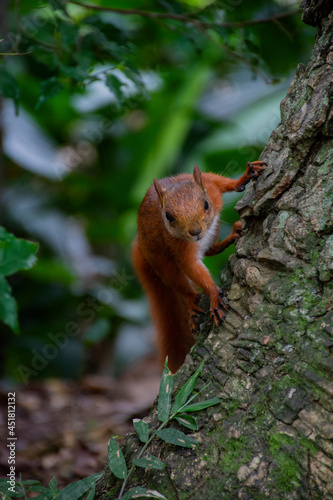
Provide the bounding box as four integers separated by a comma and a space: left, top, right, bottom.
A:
204, 200, 209, 210
165, 211, 175, 222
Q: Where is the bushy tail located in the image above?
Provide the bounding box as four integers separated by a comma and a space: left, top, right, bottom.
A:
133, 242, 194, 373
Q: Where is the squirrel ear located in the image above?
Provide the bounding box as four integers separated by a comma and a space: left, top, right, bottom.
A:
193, 164, 205, 192
153, 178, 166, 207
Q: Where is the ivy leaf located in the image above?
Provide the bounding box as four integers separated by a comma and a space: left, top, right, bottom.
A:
36, 77, 64, 109
0, 66, 20, 114
155, 428, 197, 449
0, 276, 19, 334
0, 227, 38, 277
173, 414, 198, 431
121, 486, 167, 500
181, 397, 221, 413
133, 419, 150, 443
171, 360, 204, 414
107, 437, 127, 479
132, 455, 165, 470
157, 359, 173, 423
0, 228, 38, 334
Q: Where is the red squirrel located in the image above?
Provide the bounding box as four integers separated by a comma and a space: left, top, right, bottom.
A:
132, 161, 266, 373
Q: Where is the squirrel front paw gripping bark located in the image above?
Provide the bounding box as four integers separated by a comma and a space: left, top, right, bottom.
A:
133, 162, 266, 373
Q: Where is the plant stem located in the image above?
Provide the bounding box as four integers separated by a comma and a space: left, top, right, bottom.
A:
171, 381, 212, 416
117, 421, 168, 499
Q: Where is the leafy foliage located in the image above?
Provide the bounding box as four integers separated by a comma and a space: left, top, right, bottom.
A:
0, 2, 318, 499
107, 359, 221, 498
157, 360, 174, 422
0, 1, 315, 382
0, 473, 102, 499
108, 437, 128, 480
0, 227, 38, 333
133, 419, 150, 443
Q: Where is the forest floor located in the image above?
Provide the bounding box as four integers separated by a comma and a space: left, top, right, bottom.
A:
0, 356, 161, 494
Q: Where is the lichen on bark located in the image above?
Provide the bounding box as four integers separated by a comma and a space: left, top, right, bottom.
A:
96, 6, 333, 500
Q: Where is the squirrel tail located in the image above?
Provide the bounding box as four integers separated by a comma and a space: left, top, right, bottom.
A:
132, 241, 194, 373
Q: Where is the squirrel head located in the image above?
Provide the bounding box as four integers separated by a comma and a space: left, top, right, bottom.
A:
153, 165, 216, 242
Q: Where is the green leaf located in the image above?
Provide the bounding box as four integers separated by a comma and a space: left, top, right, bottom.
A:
0, 276, 19, 333
0, 479, 26, 497
49, 0, 66, 12
173, 414, 198, 431
171, 360, 204, 414
181, 397, 221, 413
0, 66, 20, 113
55, 472, 102, 499
59, 62, 88, 83
21, 480, 41, 487
48, 476, 58, 496
155, 428, 197, 449
123, 62, 148, 97
107, 437, 127, 479
59, 22, 78, 47
132, 455, 165, 470
36, 77, 65, 109
133, 419, 149, 443
86, 484, 95, 500
157, 360, 173, 423
106, 73, 125, 104
0, 227, 38, 332
0, 227, 38, 277
121, 486, 167, 500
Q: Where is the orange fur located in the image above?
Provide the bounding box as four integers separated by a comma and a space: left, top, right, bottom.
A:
133, 162, 266, 372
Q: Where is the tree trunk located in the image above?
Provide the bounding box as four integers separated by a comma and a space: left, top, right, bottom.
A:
96, 4, 333, 499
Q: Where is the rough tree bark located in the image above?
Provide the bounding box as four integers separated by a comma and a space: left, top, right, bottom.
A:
96, 3, 333, 499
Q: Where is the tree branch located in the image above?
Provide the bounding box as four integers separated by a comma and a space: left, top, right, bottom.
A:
68, 1, 300, 30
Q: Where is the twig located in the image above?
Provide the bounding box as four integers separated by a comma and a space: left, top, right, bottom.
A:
0, 51, 31, 55
205, 9, 300, 29
69, 1, 203, 27
68, 1, 299, 31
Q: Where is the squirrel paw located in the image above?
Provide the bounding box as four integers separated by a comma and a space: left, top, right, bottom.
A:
236, 161, 267, 192
247, 160, 267, 179
210, 289, 229, 326
231, 221, 242, 241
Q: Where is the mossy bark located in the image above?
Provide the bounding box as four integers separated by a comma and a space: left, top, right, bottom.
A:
96, 4, 333, 499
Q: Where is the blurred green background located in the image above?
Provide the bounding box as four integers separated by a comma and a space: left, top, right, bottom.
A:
0, 0, 315, 382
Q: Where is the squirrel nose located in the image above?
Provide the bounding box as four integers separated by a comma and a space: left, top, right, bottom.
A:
189, 224, 202, 237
